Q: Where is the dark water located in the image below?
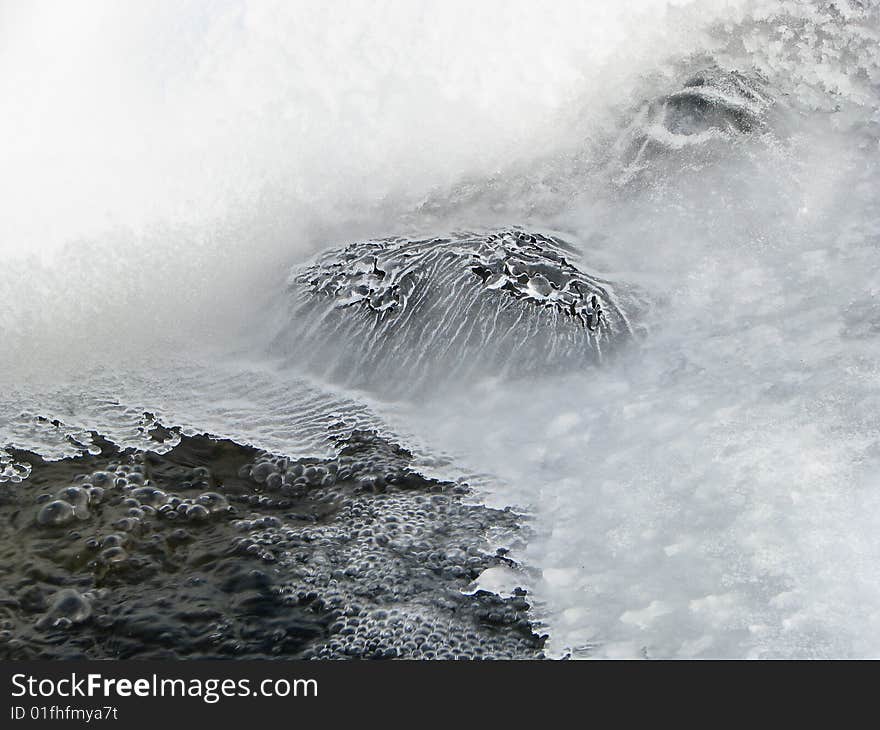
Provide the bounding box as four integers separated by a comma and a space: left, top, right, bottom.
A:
0, 419, 543, 659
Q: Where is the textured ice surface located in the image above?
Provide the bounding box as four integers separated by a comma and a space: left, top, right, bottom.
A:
612, 66, 774, 182
277, 229, 640, 394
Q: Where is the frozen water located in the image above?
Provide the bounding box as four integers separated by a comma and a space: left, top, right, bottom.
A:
2, 0, 880, 658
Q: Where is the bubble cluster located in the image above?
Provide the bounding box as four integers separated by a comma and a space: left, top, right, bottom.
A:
213, 425, 543, 659
280, 489, 539, 660
0, 423, 543, 659
29, 451, 233, 543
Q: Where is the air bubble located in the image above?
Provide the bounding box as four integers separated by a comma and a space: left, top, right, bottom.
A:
265, 472, 283, 491
196, 492, 228, 513
36, 500, 77, 527
185, 504, 210, 521
57, 486, 91, 518
87, 486, 106, 504
131, 487, 167, 506
36, 589, 92, 630
100, 546, 128, 563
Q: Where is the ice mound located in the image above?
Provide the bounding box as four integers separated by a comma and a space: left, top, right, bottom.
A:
276, 229, 640, 394
614, 66, 774, 181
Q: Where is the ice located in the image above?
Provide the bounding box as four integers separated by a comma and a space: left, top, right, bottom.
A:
2, 0, 880, 659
